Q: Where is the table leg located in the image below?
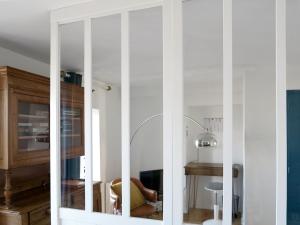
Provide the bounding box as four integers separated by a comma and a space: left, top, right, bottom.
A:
188, 175, 192, 213
193, 175, 196, 208
195, 175, 199, 208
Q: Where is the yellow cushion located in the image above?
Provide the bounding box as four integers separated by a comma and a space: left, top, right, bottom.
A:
111, 181, 145, 210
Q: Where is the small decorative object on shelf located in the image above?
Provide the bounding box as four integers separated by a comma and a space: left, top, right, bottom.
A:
61, 71, 82, 86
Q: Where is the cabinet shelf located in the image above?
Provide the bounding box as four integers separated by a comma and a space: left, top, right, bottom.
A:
61, 134, 81, 137
61, 117, 81, 121
17, 134, 79, 140
18, 114, 49, 119
19, 148, 49, 152
18, 135, 49, 140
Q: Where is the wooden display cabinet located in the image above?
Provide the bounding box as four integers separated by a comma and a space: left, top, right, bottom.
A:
0, 66, 85, 210
0, 66, 84, 170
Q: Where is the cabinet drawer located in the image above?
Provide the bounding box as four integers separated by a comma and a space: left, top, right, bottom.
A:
29, 205, 50, 225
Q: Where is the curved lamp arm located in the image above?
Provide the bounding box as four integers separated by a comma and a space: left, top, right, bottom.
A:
130, 113, 208, 145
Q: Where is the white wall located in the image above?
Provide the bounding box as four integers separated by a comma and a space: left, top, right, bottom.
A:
130, 92, 163, 178
0, 46, 49, 75
105, 86, 122, 182
92, 82, 122, 183
287, 66, 300, 90
244, 68, 276, 225
92, 82, 106, 181
92, 82, 122, 213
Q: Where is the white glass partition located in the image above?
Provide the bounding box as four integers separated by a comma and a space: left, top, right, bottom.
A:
49, 1, 288, 225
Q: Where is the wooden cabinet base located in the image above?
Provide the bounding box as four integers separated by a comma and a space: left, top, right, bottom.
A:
0, 181, 102, 225
0, 212, 30, 225
0, 191, 49, 225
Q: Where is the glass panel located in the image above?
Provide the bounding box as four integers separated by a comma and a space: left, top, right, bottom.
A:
233, 0, 276, 225
91, 14, 122, 214
232, 73, 243, 225
130, 7, 163, 220
287, 2, 300, 224
232, 79, 243, 225
61, 107, 82, 150
183, 0, 223, 224
18, 101, 49, 152
60, 21, 85, 209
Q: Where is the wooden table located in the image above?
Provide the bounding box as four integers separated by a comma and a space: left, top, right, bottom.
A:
184, 162, 240, 211
185, 162, 239, 177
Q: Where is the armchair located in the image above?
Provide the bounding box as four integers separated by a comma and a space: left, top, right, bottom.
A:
110, 177, 158, 217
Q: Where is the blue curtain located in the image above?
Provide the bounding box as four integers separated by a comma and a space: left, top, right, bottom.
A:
287, 90, 300, 225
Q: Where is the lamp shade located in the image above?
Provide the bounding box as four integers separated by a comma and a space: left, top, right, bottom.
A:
195, 132, 217, 148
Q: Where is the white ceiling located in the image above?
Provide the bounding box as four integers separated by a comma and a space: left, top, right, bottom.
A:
0, 0, 299, 85
0, 0, 94, 63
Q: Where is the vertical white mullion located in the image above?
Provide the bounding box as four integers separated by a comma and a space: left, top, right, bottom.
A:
50, 20, 61, 225
121, 11, 130, 218
84, 18, 93, 213
242, 72, 247, 225
162, 2, 173, 225
163, 0, 183, 225
223, 0, 233, 224
276, 0, 287, 224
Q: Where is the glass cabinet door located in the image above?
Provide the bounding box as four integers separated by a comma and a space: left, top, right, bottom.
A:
18, 101, 50, 152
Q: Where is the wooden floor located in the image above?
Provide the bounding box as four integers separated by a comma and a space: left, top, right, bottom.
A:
184, 208, 241, 225
149, 208, 241, 225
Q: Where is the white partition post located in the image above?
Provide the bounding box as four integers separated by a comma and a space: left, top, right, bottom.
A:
121, 11, 131, 219
276, 0, 287, 224
50, 20, 61, 225
84, 18, 93, 213
223, 0, 233, 224
163, 0, 183, 225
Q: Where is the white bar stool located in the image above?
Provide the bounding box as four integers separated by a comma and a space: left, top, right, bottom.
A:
203, 182, 223, 225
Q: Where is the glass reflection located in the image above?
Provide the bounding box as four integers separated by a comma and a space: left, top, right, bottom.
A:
129, 6, 163, 220
182, 0, 227, 223
92, 14, 122, 214
60, 21, 86, 210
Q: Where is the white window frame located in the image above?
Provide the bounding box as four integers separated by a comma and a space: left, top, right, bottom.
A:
50, 0, 287, 225
275, 0, 287, 224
